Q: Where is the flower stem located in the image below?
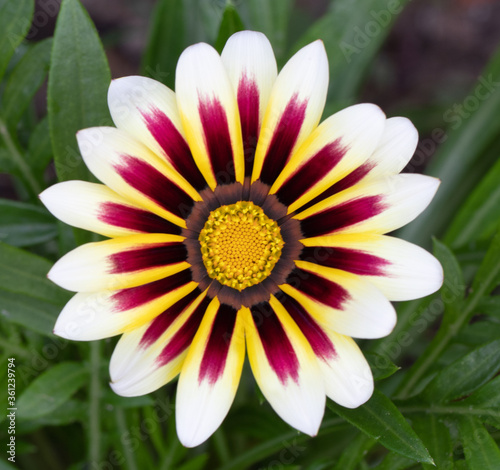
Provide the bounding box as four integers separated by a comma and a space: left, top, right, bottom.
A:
115, 408, 139, 470
0, 117, 42, 196
89, 341, 101, 465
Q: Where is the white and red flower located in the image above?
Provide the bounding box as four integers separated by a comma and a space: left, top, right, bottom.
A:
40, 31, 443, 447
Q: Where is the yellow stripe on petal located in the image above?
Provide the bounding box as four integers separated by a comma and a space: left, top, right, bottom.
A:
48, 234, 189, 292
176, 298, 245, 447
269, 104, 385, 213
53, 271, 198, 341
77, 127, 201, 228
39, 181, 184, 238
251, 40, 328, 185
281, 263, 396, 339
295, 174, 440, 240
175, 43, 245, 189
110, 290, 209, 397
242, 297, 325, 436
300, 233, 443, 301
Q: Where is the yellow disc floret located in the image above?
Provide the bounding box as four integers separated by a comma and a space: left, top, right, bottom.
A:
199, 201, 284, 291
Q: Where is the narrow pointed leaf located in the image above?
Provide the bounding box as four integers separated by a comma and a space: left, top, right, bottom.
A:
214, 4, 245, 53
471, 230, 500, 297
459, 416, 500, 470
0, 0, 34, 80
412, 414, 453, 470
444, 156, 500, 248
48, 0, 111, 183
327, 390, 433, 464
0, 199, 57, 246
2, 38, 52, 128
17, 362, 88, 420
423, 339, 500, 403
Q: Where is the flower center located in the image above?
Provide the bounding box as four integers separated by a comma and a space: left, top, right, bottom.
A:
199, 201, 284, 291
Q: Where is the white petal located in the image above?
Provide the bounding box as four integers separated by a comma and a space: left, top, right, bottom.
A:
53, 271, 197, 340
270, 103, 386, 212
48, 234, 188, 292
363, 116, 419, 180
301, 233, 443, 301
110, 291, 208, 396
176, 299, 245, 447
251, 40, 329, 184
175, 42, 244, 189
107, 76, 207, 191
40, 181, 172, 238
281, 264, 397, 339
319, 332, 374, 408
243, 297, 325, 436
296, 174, 441, 237
77, 127, 200, 227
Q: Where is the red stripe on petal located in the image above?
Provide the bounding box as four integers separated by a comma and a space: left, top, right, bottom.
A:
250, 302, 300, 385
275, 139, 346, 207
109, 243, 188, 274
300, 245, 389, 277
198, 97, 236, 185
259, 94, 307, 185
300, 195, 386, 238
157, 296, 210, 366
198, 304, 238, 385
278, 293, 336, 361
237, 75, 260, 177
98, 202, 182, 235
142, 107, 207, 191
114, 155, 194, 219
300, 162, 375, 212
285, 268, 350, 310
139, 289, 201, 348
111, 269, 192, 312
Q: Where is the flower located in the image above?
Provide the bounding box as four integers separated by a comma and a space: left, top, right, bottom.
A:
40, 30, 443, 447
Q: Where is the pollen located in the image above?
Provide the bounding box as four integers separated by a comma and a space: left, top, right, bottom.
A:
199, 201, 284, 291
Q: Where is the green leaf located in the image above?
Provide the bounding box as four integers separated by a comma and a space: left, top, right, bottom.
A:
291, 0, 410, 113
0, 0, 34, 81
455, 321, 500, 346
412, 414, 453, 470
432, 238, 465, 326
17, 362, 88, 420
364, 352, 400, 381
0, 243, 69, 334
423, 340, 500, 404
460, 375, 500, 427
459, 416, 500, 470
332, 434, 375, 470
176, 454, 209, 470
141, 0, 223, 89
477, 296, 500, 319
327, 390, 433, 464
374, 452, 415, 470
398, 45, 500, 246
0, 199, 57, 246
444, 156, 500, 248
214, 3, 245, 53
471, 230, 500, 298
26, 117, 53, 173
1, 38, 52, 128
48, 0, 111, 183
242, 0, 293, 62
